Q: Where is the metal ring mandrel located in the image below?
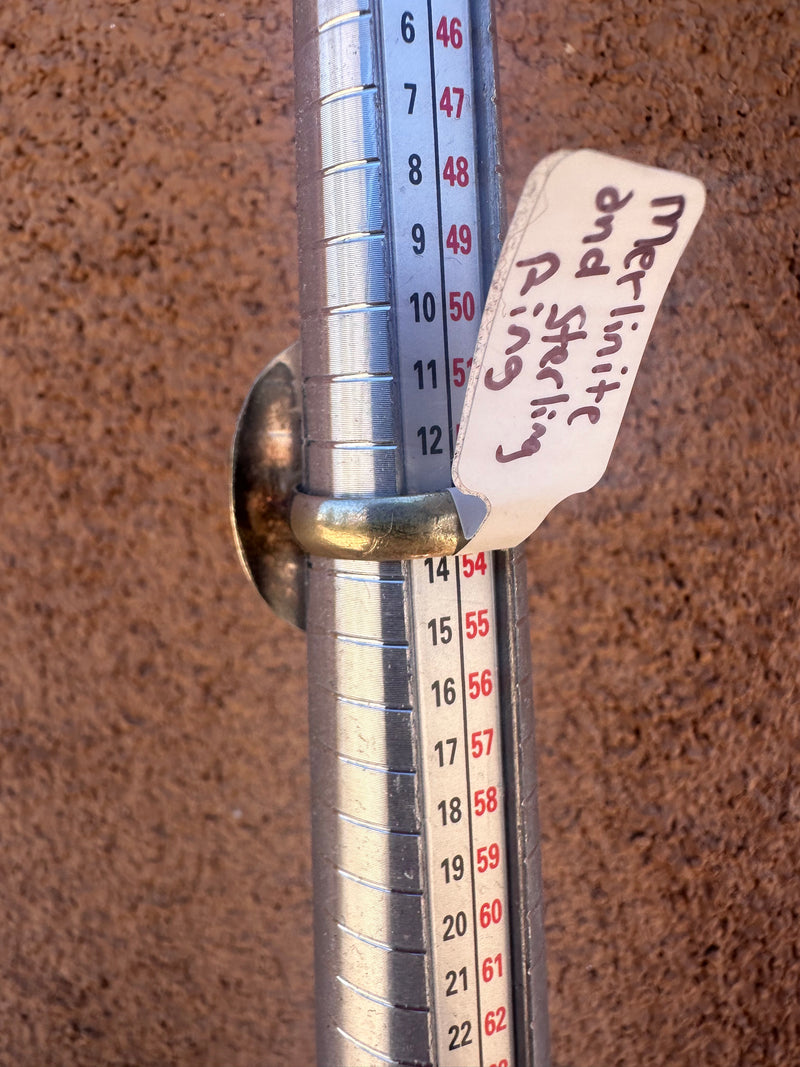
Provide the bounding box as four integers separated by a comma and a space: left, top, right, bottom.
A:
290, 488, 468, 562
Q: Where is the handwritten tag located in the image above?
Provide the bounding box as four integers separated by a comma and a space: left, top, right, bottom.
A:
451, 149, 705, 551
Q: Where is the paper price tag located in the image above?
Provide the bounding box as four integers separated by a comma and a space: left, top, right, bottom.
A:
451, 149, 705, 552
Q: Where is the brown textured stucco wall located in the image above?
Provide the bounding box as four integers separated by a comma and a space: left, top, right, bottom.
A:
1, 2, 798, 1065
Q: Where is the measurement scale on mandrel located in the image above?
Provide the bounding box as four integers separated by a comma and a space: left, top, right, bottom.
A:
232, 1, 705, 1064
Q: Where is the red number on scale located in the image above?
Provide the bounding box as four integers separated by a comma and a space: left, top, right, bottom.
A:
482, 952, 504, 981
468, 669, 493, 699
476, 843, 501, 872
461, 553, 487, 577
443, 155, 470, 187
474, 787, 498, 816
465, 610, 489, 639
448, 291, 475, 322
484, 1006, 508, 1036
439, 85, 465, 118
446, 224, 472, 255
451, 356, 472, 387
480, 898, 503, 928
436, 16, 463, 48
470, 728, 493, 757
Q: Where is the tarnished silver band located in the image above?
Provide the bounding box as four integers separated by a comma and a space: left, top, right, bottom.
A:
289, 487, 467, 562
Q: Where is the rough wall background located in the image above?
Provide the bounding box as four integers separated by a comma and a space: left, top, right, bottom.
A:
1, 1, 797, 1065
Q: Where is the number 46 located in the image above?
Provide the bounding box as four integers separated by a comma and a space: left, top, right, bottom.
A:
436, 16, 463, 48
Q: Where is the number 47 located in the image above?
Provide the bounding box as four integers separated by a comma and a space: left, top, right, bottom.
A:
439, 85, 464, 118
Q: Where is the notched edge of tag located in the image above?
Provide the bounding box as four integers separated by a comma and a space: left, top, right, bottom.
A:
448, 486, 488, 545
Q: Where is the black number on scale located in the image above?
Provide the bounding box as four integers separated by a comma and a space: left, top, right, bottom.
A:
434, 737, 457, 767
411, 223, 425, 254
413, 359, 437, 389
442, 911, 468, 940
417, 424, 443, 455
440, 853, 464, 882
404, 82, 417, 114
445, 967, 469, 996
401, 10, 415, 42
438, 796, 462, 825
408, 153, 422, 185
427, 615, 452, 646
431, 676, 456, 706
424, 556, 450, 583
448, 1021, 472, 1050
409, 291, 435, 322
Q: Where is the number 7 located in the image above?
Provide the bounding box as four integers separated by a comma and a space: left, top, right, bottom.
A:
404, 82, 417, 114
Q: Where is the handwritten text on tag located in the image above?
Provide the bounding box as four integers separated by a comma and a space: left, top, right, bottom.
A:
451, 150, 705, 551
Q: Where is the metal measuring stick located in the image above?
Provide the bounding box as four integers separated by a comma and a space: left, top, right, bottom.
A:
233, 0, 549, 1063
